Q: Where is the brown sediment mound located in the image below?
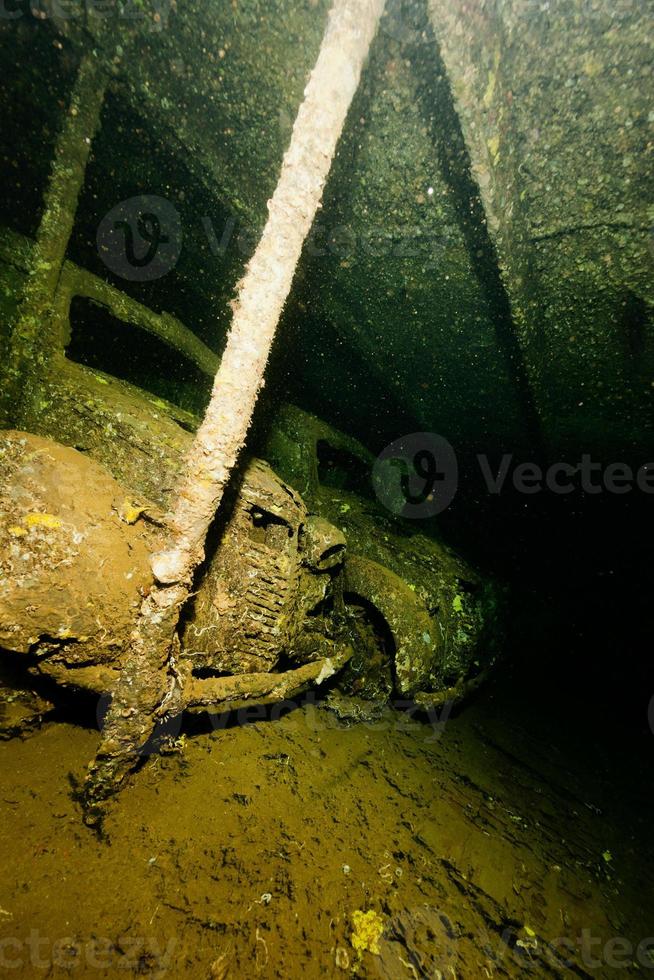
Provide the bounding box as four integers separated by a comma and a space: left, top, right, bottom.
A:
0, 666, 651, 978
0, 430, 159, 692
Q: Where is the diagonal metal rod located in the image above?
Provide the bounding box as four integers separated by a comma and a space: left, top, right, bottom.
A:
82, 0, 387, 824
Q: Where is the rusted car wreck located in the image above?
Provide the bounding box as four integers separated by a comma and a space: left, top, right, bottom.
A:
0, 236, 502, 762
0, 12, 503, 814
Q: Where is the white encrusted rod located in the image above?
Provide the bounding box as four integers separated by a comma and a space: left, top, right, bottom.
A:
83, 0, 386, 819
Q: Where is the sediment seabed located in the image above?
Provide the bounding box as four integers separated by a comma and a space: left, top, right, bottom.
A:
0, 663, 651, 979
